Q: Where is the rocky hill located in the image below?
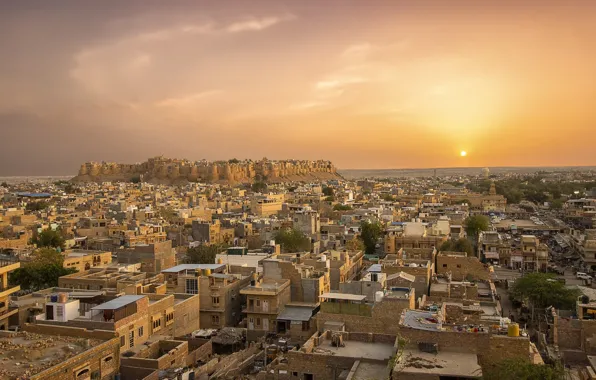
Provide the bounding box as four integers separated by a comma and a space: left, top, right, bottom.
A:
72, 157, 342, 184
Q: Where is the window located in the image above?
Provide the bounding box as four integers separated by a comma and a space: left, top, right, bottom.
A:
166, 311, 174, 326
256, 317, 261, 326
212, 296, 220, 306
56, 305, 64, 317
153, 317, 162, 332
256, 299, 261, 307
138, 326, 144, 337
186, 278, 198, 294
212, 315, 220, 325
442, 264, 447, 268
129, 330, 134, 348
456, 264, 462, 268
302, 321, 310, 331
120, 335, 125, 347
75, 367, 90, 379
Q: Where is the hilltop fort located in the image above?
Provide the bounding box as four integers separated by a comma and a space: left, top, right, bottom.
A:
71, 156, 342, 184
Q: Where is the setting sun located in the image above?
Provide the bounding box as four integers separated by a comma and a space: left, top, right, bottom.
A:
460, 151, 467, 157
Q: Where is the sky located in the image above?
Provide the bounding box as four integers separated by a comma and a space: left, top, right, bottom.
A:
1, 0, 596, 175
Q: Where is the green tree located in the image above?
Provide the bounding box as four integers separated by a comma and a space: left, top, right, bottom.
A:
324, 195, 335, 202
228, 158, 240, 164
440, 238, 474, 255
274, 228, 311, 253
360, 220, 383, 256
333, 204, 352, 211
464, 215, 490, 239
482, 357, 564, 380
511, 272, 581, 311
64, 183, 78, 194
251, 181, 268, 193
9, 248, 76, 290
26, 201, 49, 212
33, 229, 65, 250
322, 187, 334, 197
382, 194, 395, 202
550, 199, 564, 210
345, 237, 365, 252
187, 244, 224, 264
159, 206, 178, 222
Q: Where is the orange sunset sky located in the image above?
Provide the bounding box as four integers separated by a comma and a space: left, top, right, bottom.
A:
1, 0, 595, 175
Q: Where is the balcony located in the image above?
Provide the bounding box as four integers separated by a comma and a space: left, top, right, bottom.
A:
242, 306, 277, 315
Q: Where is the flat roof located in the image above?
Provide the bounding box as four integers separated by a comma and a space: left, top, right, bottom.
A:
320, 293, 367, 302
401, 310, 442, 331
91, 295, 144, 310
0, 332, 104, 378
66, 252, 90, 258
277, 305, 315, 322
396, 350, 482, 378
368, 264, 382, 273
161, 263, 225, 273
316, 339, 394, 360
352, 361, 388, 380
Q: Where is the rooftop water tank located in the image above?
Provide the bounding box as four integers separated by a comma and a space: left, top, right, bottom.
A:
508, 323, 520, 337
375, 291, 384, 303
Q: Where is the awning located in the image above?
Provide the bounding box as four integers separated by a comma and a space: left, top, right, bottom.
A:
277, 306, 314, 322
91, 295, 144, 310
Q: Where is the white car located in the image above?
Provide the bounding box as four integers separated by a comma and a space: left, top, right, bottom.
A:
577, 273, 593, 280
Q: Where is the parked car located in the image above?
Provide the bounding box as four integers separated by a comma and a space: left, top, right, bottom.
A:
577, 272, 593, 280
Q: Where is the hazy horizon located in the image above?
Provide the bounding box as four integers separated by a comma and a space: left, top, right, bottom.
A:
2, 0, 596, 175
2, 164, 595, 178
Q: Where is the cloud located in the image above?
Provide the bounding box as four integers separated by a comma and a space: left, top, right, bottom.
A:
129, 53, 152, 69
226, 15, 293, 33
70, 14, 294, 101
341, 43, 372, 60
154, 90, 223, 108
137, 23, 215, 41
315, 76, 366, 91
289, 101, 327, 110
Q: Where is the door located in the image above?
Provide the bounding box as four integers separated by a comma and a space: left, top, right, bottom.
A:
248, 317, 254, 330
45, 305, 54, 320
262, 300, 269, 313
263, 318, 269, 331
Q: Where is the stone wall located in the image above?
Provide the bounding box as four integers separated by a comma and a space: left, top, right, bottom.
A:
73, 157, 342, 184
436, 253, 489, 281
556, 317, 583, 350
23, 324, 117, 340
173, 294, 201, 337
398, 326, 530, 368
27, 331, 121, 380
120, 340, 188, 370
317, 298, 411, 336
